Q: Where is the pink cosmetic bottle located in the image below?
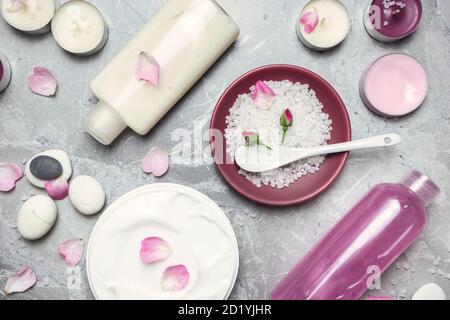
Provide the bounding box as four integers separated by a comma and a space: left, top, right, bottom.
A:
272, 170, 440, 300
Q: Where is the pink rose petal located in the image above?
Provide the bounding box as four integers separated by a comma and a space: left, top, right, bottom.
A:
0, 162, 23, 192
161, 264, 189, 292
300, 11, 319, 33
27, 67, 57, 97
140, 237, 172, 264
6, 0, 27, 12
4, 267, 37, 295
252, 80, 276, 110
142, 147, 169, 177
44, 178, 69, 200
136, 52, 160, 86
59, 239, 84, 267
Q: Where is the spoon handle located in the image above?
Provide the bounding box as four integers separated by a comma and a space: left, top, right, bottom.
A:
301, 134, 402, 158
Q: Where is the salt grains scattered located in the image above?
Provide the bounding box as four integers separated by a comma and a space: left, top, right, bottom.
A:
225, 80, 332, 189
399, 289, 407, 298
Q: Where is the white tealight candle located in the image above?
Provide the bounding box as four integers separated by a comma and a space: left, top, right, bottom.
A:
51, 0, 108, 55
296, 0, 350, 51
1, 0, 56, 34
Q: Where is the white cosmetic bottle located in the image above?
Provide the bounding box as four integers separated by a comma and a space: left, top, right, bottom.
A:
83, 0, 239, 145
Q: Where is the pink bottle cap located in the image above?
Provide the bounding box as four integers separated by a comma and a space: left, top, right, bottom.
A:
401, 170, 440, 207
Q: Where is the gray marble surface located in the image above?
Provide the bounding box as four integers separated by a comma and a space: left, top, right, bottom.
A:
1, 0, 449, 300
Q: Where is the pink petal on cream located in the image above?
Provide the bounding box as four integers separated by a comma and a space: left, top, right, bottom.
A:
140, 237, 172, 264
0, 162, 23, 192
161, 264, 189, 292
136, 52, 160, 86
4, 267, 37, 295
142, 147, 169, 177
300, 11, 319, 33
252, 80, 276, 110
27, 67, 57, 97
44, 178, 69, 200
59, 239, 84, 267
6, 0, 27, 12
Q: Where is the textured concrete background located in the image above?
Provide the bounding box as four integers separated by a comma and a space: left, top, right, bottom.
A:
1, 0, 449, 300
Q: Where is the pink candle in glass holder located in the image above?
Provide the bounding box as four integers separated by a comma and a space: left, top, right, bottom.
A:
360, 53, 428, 117
364, 0, 422, 42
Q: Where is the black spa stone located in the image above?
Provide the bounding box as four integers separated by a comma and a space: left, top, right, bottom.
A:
29, 155, 63, 181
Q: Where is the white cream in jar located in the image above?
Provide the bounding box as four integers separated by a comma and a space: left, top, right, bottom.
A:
87, 184, 239, 300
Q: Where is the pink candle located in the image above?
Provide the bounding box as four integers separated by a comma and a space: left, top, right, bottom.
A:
360, 53, 428, 117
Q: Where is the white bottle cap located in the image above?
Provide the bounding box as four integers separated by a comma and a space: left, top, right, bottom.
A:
83, 101, 127, 145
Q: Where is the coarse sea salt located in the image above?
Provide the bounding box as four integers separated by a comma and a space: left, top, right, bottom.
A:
225, 80, 332, 189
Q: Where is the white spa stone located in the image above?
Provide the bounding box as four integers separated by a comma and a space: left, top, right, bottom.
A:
17, 195, 57, 240
411, 283, 446, 300
69, 175, 106, 215
25, 149, 72, 188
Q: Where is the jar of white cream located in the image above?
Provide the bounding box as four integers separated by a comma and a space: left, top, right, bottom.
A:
87, 184, 239, 300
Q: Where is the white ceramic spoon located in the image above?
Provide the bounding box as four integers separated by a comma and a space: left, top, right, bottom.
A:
235, 134, 402, 173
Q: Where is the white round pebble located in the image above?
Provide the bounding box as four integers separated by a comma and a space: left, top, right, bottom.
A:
17, 195, 57, 240
25, 150, 72, 188
69, 175, 106, 215
412, 283, 446, 300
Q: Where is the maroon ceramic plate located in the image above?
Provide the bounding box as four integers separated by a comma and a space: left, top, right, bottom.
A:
210, 64, 351, 206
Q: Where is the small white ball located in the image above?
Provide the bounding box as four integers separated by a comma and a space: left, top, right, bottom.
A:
69, 175, 106, 215
17, 195, 57, 240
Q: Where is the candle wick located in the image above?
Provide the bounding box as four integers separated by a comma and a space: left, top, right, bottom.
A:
310, 7, 325, 26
